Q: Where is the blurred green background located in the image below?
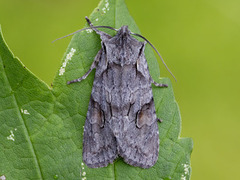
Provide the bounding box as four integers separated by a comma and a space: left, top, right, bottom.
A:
0, 0, 239, 179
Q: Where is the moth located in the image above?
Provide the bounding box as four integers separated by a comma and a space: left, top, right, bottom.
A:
66, 17, 175, 168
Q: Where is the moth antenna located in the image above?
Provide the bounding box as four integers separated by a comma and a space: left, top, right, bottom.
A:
131, 33, 177, 82
52, 26, 117, 43
85, 16, 95, 29
85, 16, 118, 36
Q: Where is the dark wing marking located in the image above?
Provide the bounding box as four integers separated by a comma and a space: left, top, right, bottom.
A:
118, 98, 159, 168
83, 97, 118, 168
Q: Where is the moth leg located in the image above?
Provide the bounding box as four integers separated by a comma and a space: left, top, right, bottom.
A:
151, 78, 168, 87
67, 50, 101, 84
157, 117, 163, 123
67, 65, 95, 84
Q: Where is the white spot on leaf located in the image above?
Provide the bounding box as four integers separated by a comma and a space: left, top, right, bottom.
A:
102, 0, 110, 13
0, 175, 6, 180
59, 48, 76, 76
53, 174, 58, 179
95, 18, 99, 21
59, 67, 65, 76
80, 162, 87, 179
183, 163, 190, 175
21, 108, 30, 115
86, 29, 93, 33
7, 130, 15, 141
181, 175, 186, 180
181, 163, 190, 180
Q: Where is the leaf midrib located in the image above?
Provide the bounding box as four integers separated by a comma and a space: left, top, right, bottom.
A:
0, 54, 43, 179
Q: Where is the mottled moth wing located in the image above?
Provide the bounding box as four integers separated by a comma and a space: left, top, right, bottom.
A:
82, 33, 119, 168
117, 50, 160, 168
68, 18, 167, 168
83, 97, 118, 168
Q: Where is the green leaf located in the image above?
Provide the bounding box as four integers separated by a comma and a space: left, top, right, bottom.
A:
0, 0, 193, 179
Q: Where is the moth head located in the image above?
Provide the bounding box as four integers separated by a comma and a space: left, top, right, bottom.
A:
117, 26, 131, 37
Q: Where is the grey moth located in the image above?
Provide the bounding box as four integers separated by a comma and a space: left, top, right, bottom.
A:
68, 17, 170, 168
